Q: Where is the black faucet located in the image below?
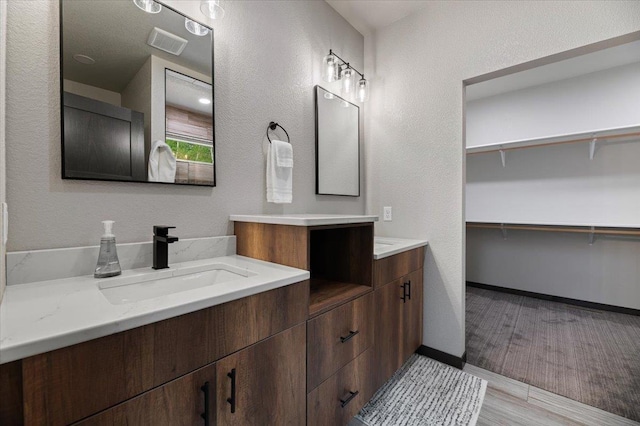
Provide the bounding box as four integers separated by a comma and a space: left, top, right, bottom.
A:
153, 226, 179, 270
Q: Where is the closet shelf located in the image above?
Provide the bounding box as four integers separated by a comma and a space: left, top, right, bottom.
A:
467, 222, 640, 241
466, 124, 640, 155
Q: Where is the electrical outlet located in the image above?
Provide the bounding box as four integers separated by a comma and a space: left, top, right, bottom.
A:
383, 206, 392, 222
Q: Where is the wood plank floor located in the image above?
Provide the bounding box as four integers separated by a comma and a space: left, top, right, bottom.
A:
466, 286, 640, 422
351, 360, 638, 425
465, 363, 639, 426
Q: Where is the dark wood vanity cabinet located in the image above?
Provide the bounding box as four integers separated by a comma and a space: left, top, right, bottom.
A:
235, 221, 378, 425
76, 325, 306, 426
2, 281, 308, 426
373, 248, 425, 390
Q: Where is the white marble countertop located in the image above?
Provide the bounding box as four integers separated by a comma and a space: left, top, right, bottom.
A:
230, 214, 379, 226
0, 255, 309, 364
374, 237, 428, 260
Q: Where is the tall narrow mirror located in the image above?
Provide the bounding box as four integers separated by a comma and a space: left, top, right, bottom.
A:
61, 0, 215, 186
315, 86, 360, 196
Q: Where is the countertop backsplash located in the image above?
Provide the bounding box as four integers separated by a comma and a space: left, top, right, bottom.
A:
6, 236, 236, 286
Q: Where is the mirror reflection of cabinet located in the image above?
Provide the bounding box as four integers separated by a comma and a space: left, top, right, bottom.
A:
315, 86, 360, 197
60, 0, 215, 187
63, 93, 145, 181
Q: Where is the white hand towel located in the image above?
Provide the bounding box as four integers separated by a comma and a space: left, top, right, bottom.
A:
267, 140, 293, 203
148, 140, 177, 183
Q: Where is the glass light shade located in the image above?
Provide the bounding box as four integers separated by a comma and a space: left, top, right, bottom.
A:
185, 18, 210, 36
356, 78, 369, 102
133, 0, 162, 14
322, 54, 339, 83
200, 0, 225, 19
341, 68, 355, 98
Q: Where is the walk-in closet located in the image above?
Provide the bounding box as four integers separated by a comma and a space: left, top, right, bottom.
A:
464, 38, 640, 422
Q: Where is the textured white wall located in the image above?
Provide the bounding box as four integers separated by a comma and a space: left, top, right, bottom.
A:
467, 228, 640, 310
366, 1, 640, 357
466, 62, 640, 147
0, 0, 6, 303
5, 0, 364, 251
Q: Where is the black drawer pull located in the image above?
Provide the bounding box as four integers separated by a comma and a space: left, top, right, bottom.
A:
401, 283, 407, 303
340, 390, 359, 408
227, 368, 236, 414
340, 330, 360, 343
201, 381, 210, 426
406, 280, 412, 300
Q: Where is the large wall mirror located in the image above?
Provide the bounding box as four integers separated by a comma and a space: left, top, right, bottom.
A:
61, 0, 215, 186
315, 86, 360, 196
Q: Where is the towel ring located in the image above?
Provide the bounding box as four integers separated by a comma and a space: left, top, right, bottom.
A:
266, 122, 290, 144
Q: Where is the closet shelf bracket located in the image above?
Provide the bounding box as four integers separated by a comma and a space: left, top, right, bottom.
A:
588, 226, 596, 245
499, 149, 506, 167
589, 137, 597, 160
500, 223, 508, 240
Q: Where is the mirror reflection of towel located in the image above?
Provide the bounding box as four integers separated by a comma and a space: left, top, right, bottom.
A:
148, 140, 177, 183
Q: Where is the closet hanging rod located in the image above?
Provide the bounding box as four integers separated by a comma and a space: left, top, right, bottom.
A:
466, 222, 640, 237
466, 128, 640, 155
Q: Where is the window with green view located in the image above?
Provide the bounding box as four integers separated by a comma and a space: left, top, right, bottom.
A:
166, 139, 213, 164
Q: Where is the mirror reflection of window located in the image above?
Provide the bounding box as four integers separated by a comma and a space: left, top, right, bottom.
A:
164, 69, 214, 186
61, 0, 215, 186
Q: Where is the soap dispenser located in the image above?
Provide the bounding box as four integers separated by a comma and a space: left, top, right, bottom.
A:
95, 220, 122, 278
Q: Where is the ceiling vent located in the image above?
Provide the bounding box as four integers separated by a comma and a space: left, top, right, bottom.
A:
147, 27, 188, 56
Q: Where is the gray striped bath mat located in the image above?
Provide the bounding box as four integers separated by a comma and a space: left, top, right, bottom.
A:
356, 354, 487, 426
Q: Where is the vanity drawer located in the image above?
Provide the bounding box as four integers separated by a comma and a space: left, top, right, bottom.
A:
22, 280, 308, 426
307, 348, 374, 426
307, 291, 373, 390
373, 246, 424, 289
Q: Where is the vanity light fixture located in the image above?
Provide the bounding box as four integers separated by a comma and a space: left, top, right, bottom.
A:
322, 53, 339, 83
199, 98, 211, 105
322, 49, 369, 102
200, 0, 225, 20
356, 78, 369, 103
341, 67, 355, 98
132, 0, 162, 14
185, 18, 210, 36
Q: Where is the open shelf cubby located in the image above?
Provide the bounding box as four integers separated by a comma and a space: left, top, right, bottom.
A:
308, 224, 373, 317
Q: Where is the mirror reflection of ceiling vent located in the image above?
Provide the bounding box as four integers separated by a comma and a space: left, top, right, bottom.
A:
147, 27, 188, 56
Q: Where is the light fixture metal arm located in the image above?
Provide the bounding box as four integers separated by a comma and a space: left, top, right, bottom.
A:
329, 49, 364, 79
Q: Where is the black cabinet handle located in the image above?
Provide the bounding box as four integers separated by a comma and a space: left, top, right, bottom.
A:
340, 390, 359, 408
340, 330, 360, 343
200, 382, 210, 426
227, 368, 236, 414
401, 283, 407, 303
406, 280, 412, 300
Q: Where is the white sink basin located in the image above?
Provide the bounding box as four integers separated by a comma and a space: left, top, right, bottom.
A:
374, 239, 397, 250
374, 241, 394, 248
98, 263, 257, 305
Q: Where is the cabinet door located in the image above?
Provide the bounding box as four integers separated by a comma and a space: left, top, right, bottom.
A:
215, 324, 306, 425
402, 268, 423, 362
373, 278, 404, 390
75, 364, 215, 426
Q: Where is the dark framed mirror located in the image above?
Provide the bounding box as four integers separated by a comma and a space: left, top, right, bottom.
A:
60, 0, 215, 186
315, 85, 360, 197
